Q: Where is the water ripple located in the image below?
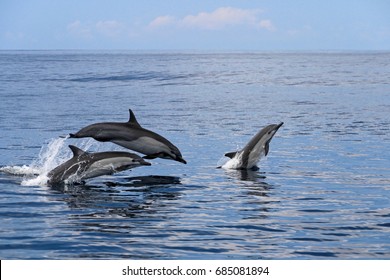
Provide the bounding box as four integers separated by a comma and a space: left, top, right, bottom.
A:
1, 51, 390, 259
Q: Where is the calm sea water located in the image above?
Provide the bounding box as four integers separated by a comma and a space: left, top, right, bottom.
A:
0, 51, 389, 259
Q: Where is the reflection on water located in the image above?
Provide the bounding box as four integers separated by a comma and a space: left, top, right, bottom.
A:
105, 175, 182, 187
224, 169, 267, 182
49, 175, 183, 216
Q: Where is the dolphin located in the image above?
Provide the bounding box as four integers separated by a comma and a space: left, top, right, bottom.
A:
69, 109, 186, 164
222, 122, 283, 170
47, 145, 151, 185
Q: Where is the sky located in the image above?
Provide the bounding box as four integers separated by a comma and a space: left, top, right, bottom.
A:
1, 0, 390, 50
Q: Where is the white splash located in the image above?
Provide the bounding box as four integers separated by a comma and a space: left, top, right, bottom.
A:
21, 137, 70, 186
21, 173, 50, 187
0, 165, 40, 176
1, 136, 100, 187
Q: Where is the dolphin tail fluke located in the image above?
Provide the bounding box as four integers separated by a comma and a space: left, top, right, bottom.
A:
225, 151, 238, 159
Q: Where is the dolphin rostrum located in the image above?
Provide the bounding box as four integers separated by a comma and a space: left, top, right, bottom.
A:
47, 145, 151, 185
222, 122, 283, 170
69, 109, 186, 164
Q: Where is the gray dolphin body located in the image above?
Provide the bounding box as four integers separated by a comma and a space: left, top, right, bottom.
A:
47, 145, 151, 185
69, 109, 186, 164
222, 122, 283, 170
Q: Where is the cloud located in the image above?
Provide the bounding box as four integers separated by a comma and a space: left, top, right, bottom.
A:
148, 7, 276, 32
181, 7, 260, 30
66, 7, 276, 45
148, 16, 176, 29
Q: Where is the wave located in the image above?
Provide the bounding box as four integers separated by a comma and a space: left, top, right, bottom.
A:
68, 71, 191, 83
0, 165, 40, 176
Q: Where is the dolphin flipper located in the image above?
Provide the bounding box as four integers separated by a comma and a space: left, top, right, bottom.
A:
264, 142, 270, 156
143, 155, 158, 159
143, 152, 167, 160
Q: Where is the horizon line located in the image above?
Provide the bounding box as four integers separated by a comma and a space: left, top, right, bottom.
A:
1, 48, 389, 54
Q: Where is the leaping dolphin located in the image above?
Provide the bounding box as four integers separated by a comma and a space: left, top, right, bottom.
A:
222, 122, 283, 170
47, 145, 151, 185
69, 109, 187, 164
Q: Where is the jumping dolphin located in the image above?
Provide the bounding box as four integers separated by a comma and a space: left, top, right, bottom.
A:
222, 122, 283, 170
69, 109, 186, 164
47, 145, 151, 185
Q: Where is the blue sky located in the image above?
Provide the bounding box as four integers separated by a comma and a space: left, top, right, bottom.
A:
1, 0, 389, 50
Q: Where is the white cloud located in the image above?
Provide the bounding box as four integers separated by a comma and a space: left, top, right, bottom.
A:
148, 7, 276, 32
148, 16, 176, 29
181, 7, 260, 30
67, 7, 276, 44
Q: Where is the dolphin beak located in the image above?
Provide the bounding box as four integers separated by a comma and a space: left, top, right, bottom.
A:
275, 122, 284, 131
138, 159, 152, 166
176, 157, 187, 164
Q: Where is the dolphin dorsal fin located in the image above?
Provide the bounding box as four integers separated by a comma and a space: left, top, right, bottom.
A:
69, 145, 86, 157
225, 151, 238, 159
128, 109, 141, 127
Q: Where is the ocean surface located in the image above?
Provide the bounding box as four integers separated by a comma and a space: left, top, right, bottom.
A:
0, 51, 389, 259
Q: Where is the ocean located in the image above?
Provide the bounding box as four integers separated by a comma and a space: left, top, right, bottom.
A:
0, 50, 389, 259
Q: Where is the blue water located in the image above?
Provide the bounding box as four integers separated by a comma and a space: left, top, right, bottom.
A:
0, 51, 389, 259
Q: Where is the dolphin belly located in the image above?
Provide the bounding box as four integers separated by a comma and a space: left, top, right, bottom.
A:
81, 155, 151, 180
80, 164, 115, 180
112, 136, 171, 157
244, 142, 267, 169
